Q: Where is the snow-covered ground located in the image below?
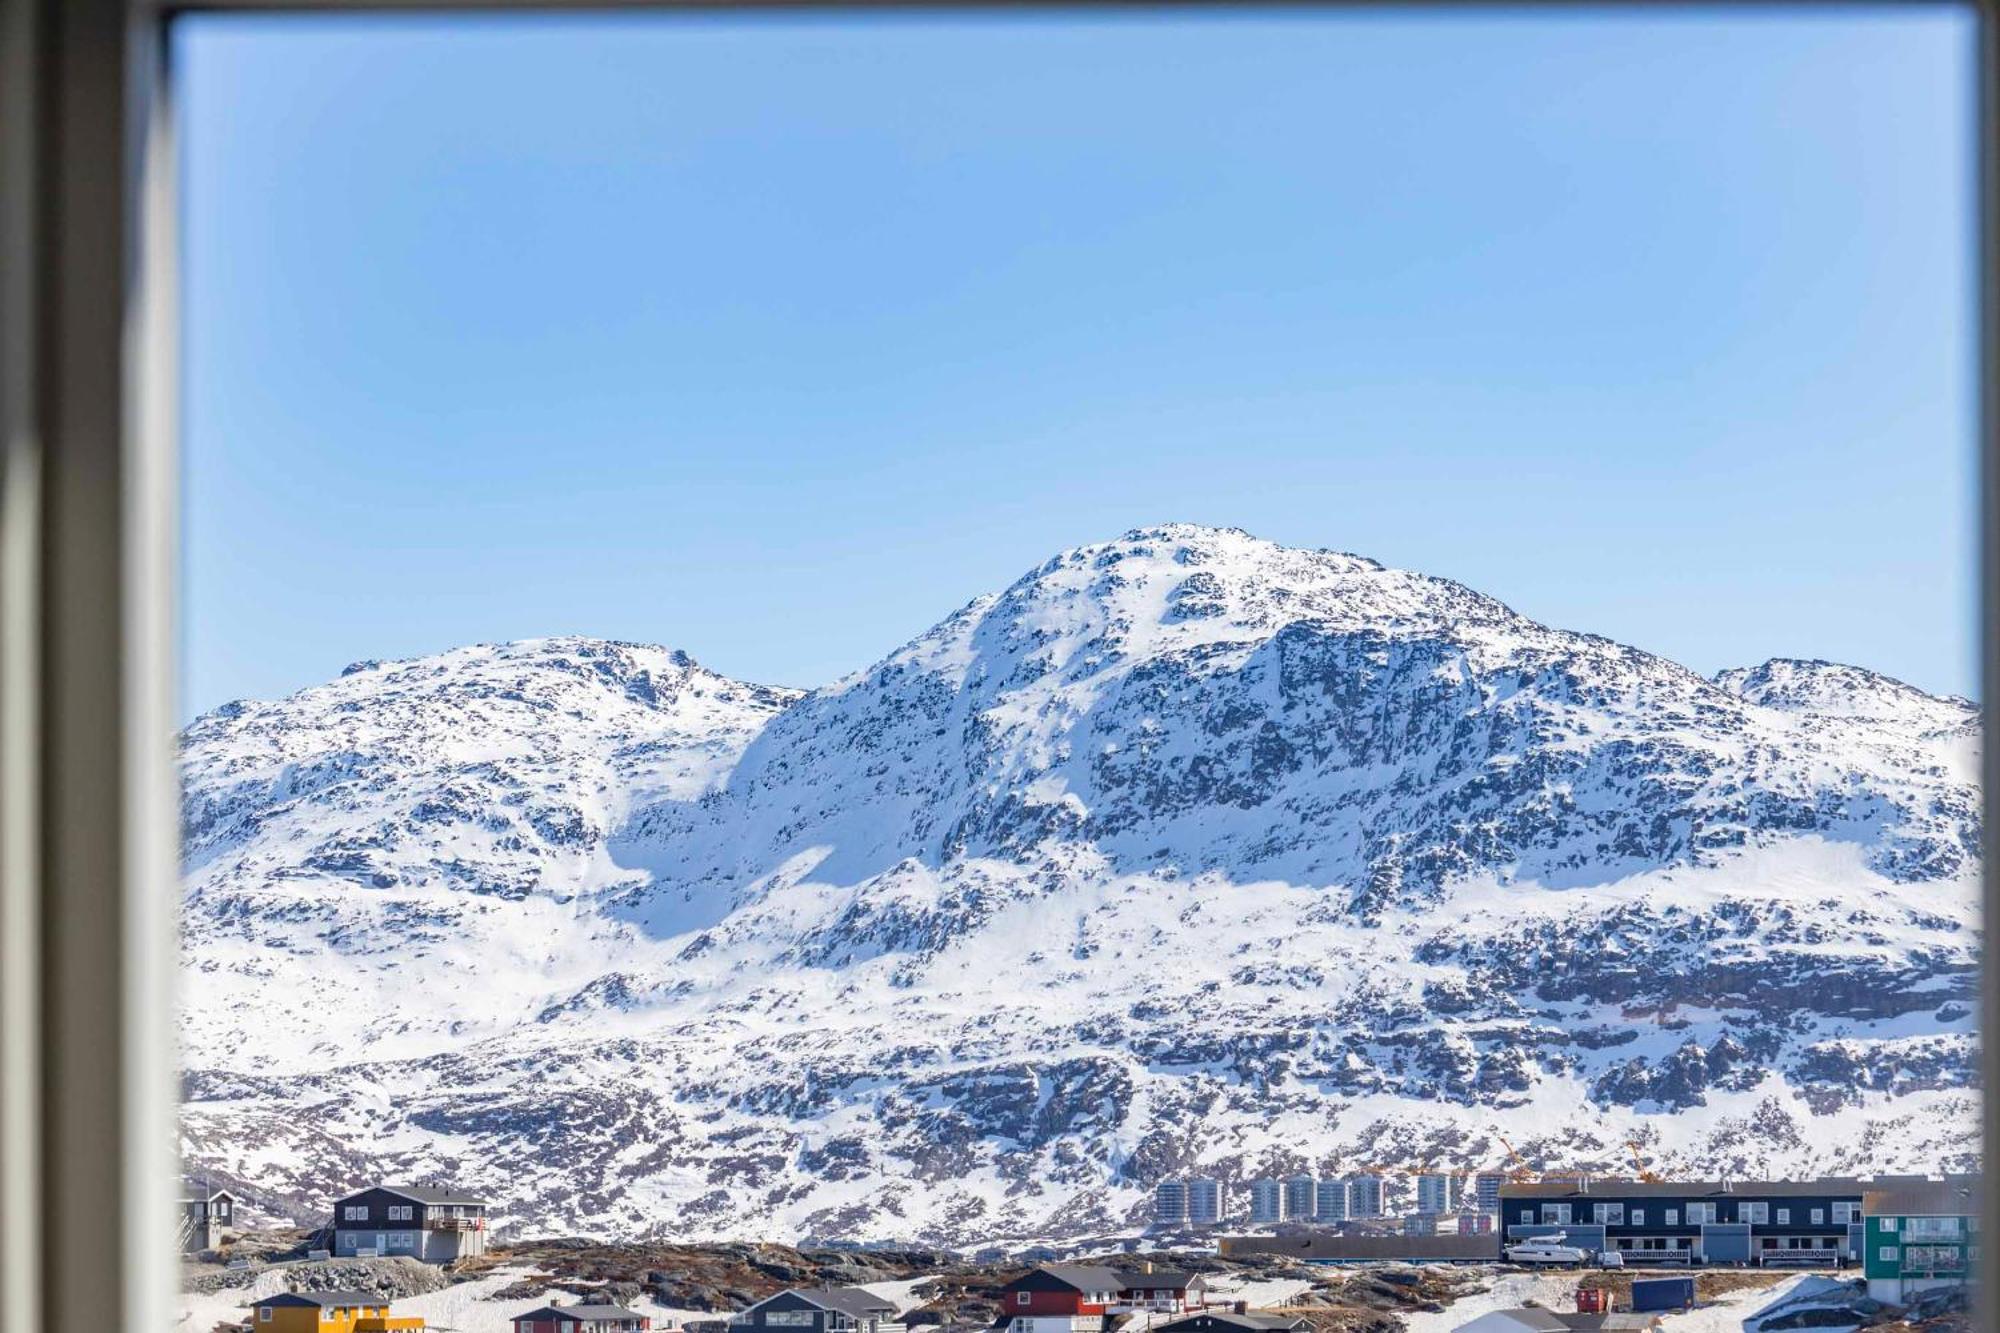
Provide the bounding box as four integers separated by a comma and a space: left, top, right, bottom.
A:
1199, 1275, 1312, 1309
178, 1267, 739, 1333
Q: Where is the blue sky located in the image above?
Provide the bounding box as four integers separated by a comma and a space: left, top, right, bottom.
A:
178, 9, 1976, 716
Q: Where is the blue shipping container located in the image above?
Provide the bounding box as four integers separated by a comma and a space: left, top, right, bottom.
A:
1631, 1277, 1695, 1312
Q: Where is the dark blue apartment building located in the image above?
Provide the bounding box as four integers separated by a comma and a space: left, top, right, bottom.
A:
1498, 1179, 1867, 1266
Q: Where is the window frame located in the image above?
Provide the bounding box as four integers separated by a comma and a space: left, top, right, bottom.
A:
0, 7, 1997, 1333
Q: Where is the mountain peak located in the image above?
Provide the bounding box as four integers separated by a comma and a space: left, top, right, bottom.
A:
176, 528, 1981, 1246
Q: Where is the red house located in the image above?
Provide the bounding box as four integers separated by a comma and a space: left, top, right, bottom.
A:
510, 1305, 652, 1333
994, 1266, 1123, 1333
1112, 1268, 1208, 1314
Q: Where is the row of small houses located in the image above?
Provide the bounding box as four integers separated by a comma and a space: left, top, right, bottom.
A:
186, 1173, 1982, 1314
240, 1271, 1293, 1333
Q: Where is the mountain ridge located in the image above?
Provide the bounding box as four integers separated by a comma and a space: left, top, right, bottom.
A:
178, 525, 1979, 1244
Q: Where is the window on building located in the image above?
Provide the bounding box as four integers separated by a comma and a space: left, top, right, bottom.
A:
1882, 1217, 1900, 1232
1776, 1208, 1790, 1224
343, 1205, 367, 1221
1630, 1208, 1645, 1226
1810, 1209, 1824, 1225
260, 1311, 272, 1323
1664, 1210, 1679, 1226
1832, 1202, 1858, 1224
1017, 1296, 1031, 1308
1687, 1204, 1716, 1225
1592, 1204, 1624, 1224
1541, 1204, 1571, 1225
1743, 1203, 1769, 1224
388, 1205, 412, 1220
1880, 1246, 1899, 1262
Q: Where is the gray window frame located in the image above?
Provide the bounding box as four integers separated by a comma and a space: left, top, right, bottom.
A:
1, 5, 1997, 1333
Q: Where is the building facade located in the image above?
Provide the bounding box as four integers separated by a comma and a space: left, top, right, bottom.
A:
1187, 1177, 1226, 1226
1314, 1177, 1347, 1224
1498, 1180, 1867, 1266
1415, 1174, 1451, 1215
732, 1289, 896, 1333
179, 1184, 236, 1254
1154, 1180, 1190, 1228
1861, 1176, 1980, 1306
1346, 1174, 1384, 1219
1155, 1314, 1304, 1333
1474, 1173, 1506, 1217
331, 1185, 489, 1264
252, 1292, 423, 1333
995, 1266, 1122, 1333
1113, 1267, 1207, 1314
511, 1306, 651, 1333
1282, 1175, 1316, 1222
1247, 1178, 1283, 1224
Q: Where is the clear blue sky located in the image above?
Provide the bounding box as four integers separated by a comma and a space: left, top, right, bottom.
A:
177, 8, 1977, 717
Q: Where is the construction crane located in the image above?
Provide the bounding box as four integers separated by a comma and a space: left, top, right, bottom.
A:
1494, 1135, 1536, 1182
1626, 1140, 1662, 1183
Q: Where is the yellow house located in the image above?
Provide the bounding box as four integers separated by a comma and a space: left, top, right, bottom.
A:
251, 1291, 425, 1333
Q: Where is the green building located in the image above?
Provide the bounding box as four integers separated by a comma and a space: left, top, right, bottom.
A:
1861, 1175, 1980, 1306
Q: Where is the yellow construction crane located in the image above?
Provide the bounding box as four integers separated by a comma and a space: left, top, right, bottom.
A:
1626, 1140, 1662, 1183
1494, 1135, 1536, 1183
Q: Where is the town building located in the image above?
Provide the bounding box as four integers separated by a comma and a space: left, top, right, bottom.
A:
1346, 1174, 1385, 1219
1451, 1312, 1662, 1332
732, 1289, 897, 1333
994, 1266, 1124, 1333
179, 1182, 236, 1254
1415, 1174, 1451, 1215
511, 1306, 651, 1333
1155, 1313, 1306, 1333
1188, 1177, 1226, 1226
1154, 1180, 1190, 1228
1861, 1175, 1980, 1306
1314, 1177, 1347, 1224
1401, 1211, 1453, 1236
251, 1292, 423, 1333
1247, 1178, 1283, 1224
1456, 1211, 1495, 1236
330, 1185, 490, 1264
1498, 1179, 1866, 1266
1113, 1266, 1208, 1314
1282, 1174, 1316, 1221
1474, 1174, 1506, 1217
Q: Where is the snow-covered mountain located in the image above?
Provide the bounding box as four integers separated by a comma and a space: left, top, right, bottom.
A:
178, 525, 1980, 1245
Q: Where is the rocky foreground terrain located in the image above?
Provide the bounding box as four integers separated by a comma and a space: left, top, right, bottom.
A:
185, 1232, 1968, 1333
179, 525, 1980, 1242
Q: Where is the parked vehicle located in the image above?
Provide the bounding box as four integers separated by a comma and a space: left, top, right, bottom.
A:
1595, 1249, 1626, 1269
1504, 1237, 1588, 1267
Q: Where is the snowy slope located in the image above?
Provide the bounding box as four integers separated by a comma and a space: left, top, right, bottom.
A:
178, 526, 1980, 1245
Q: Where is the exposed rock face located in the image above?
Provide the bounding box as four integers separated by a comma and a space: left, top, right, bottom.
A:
179, 525, 1981, 1245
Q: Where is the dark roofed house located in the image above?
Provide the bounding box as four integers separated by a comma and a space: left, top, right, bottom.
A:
331, 1185, 490, 1264
732, 1288, 898, 1333
511, 1304, 653, 1333
1156, 1312, 1305, 1333
1496, 1178, 1867, 1268
178, 1180, 237, 1254
994, 1265, 1125, 1333
1451, 1313, 1662, 1333
251, 1291, 424, 1333
1111, 1267, 1209, 1314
